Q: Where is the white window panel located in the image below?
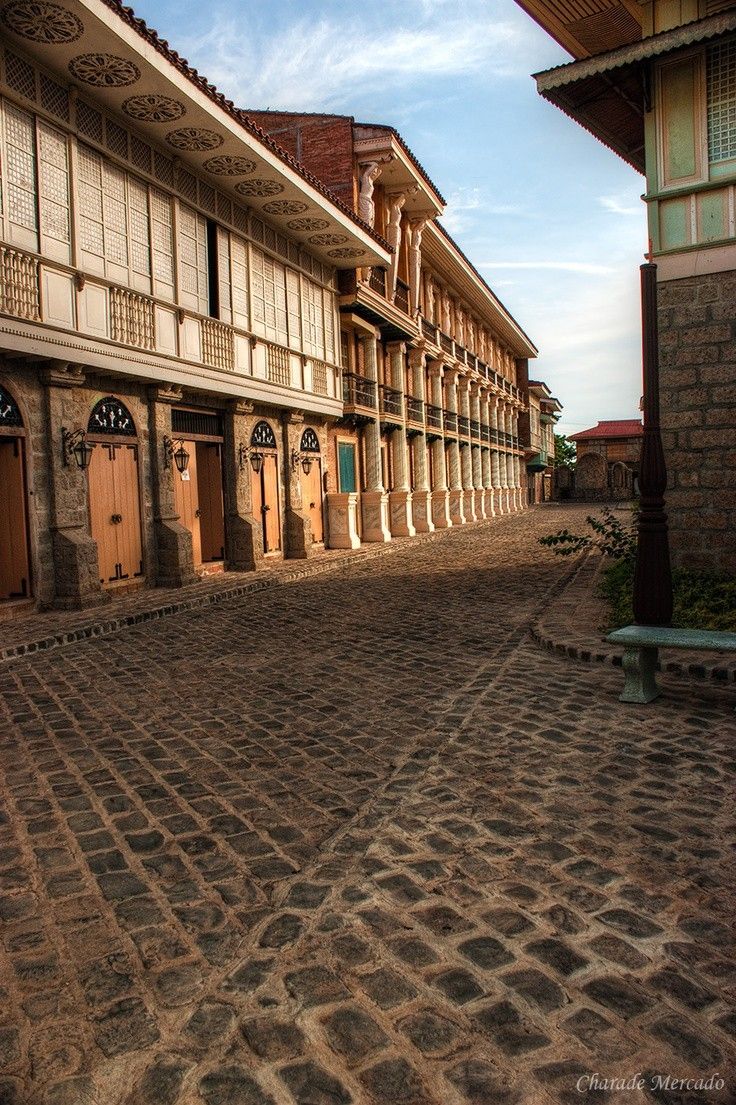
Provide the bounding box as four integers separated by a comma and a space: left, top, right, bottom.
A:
128, 176, 151, 291
286, 268, 301, 350
250, 245, 266, 333
38, 122, 70, 263
707, 38, 736, 163
217, 226, 231, 323
151, 187, 174, 300
178, 203, 208, 313
230, 234, 249, 330
3, 101, 37, 250
274, 258, 287, 346
323, 287, 335, 362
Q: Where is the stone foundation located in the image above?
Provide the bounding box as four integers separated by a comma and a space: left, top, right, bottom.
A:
658, 269, 736, 575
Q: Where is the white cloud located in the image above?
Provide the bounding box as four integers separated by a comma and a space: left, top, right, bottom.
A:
479, 260, 615, 275
599, 193, 642, 217
440, 186, 523, 233
179, 4, 531, 113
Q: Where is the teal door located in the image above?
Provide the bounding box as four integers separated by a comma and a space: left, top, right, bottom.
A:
338, 441, 357, 493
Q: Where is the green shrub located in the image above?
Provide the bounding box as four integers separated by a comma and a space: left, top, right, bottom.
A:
539, 508, 636, 561
600, 561, 736, 632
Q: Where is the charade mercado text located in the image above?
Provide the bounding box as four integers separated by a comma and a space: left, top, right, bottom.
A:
576, 1073, 725, 1093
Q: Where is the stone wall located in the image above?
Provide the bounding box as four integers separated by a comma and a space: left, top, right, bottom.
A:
658, 269, 736, 575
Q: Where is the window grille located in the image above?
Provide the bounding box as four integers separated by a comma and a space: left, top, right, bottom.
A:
105, 119, 128, 159
172, 408, 224, 438
230, 234, 249, 329
76, 100, 103, 143
3, 103, 38, 248
178, 203, 208, 313
4, 51, 36, 102
38, 121, 70, 260
707, 38, 736, 162
40, 74, 68, 121
130, 135, 152, 174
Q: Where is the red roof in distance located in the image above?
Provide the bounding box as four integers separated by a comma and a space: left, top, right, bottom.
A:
569, 419, 643, 441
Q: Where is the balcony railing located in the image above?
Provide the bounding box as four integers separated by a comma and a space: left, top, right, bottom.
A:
421, 317, 437, 343
426, 404, 443, 430
369, 267, 387, 297
470, 419, 481, 440
458, 415, 470, 436
394, 279, 410, 315
343, 371, 376, 408
379, 384, 403, 418
405, 395, 424, 424
490, 428, 500, 445
443, 409, 458, 434
481, 424, 491, 443
439, 332, 454, 356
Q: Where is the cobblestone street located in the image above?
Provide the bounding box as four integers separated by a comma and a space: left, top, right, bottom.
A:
0, 507, 734, 1105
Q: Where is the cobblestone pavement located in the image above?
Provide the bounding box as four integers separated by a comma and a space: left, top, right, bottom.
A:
0, 507, 734, 1105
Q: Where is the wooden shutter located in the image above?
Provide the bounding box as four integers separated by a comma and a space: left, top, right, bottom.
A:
151, 187, 174, 300
230, 234, 249, 329
78, 144, 105, 275
3, 101, 38, 251
217, 227, 232, 324
178, 203, 208, 313
128, 176, 151, 292
338, 442, 357, 493
37, 121, 70, 263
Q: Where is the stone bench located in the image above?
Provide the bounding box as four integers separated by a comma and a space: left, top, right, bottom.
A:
606, 625, 736, 703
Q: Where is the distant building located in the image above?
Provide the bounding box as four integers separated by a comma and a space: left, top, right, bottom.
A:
569, 419, 643, 500
519, 381, 563, 503
514, 0, 736, 572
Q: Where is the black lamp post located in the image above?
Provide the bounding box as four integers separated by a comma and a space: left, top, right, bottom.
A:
633, 262, 673, 626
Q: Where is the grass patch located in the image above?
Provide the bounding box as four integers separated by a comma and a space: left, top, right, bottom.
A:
601, 559, 736, 632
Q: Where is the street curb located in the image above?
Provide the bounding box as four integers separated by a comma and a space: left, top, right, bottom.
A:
0, 511, 521, 664
531, 552, 736, 685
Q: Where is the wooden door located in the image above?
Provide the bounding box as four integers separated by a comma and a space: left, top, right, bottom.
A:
302, 460, 323, 543
0, 437, 30, 599
251, 462, 265, 553
88, 442, 143, 585
174, 443, 201, 566
338, 442, 357, 493
196, 443, 225, 562
262, 454, 281, 552
113, 444, 143, 580
88, 443, 118, 584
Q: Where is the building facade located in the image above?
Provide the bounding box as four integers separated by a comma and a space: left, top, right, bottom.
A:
569, 418, 643, 499
515, 0, 736, 573
247, 114, 539, 547
519, 380, 562, 503
0, 0, 390, 614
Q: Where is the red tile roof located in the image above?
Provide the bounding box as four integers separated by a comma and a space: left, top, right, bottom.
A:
569, 419, 643, 440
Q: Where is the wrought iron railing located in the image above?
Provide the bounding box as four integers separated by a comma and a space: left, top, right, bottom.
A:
405, 395, 424, 424
458, 415, 470, 436
342, 371, 376, 408
369, 267, 387, 297
394, 279, 410, 314
490, 428, 500, 445
470, 419, 481, 439
379, 384, 403, 417
481, 424, 491, 443
421, 317, 437, 343
426, 404, 443, 430
443, 409, 458, 434
440, 332, 453, 356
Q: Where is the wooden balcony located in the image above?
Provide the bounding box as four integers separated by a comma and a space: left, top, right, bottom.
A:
439, 332, 454, 356
378, 384, 404, 421
405, 395, 424, 430
421, 317, 438, 344
458, 415, 470, 437
426, 403, 443, 431
369, 267, 387, 297
342, 371, 377, 410
443, 409, 458, 435
470, 419, 481, 441
394, 279, 410, 315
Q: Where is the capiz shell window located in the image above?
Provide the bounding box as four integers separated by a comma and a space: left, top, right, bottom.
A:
707, 37, 736, 164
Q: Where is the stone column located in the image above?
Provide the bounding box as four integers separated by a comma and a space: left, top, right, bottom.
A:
148, 383, 198, 587
470, 383, 485, 519
458, 378, 476, 521
512, 408, 523, 512
481, 389, 494, 517
409, 346, 433, 532
360, 332, 391, 543
43, 362, 109, 609
428, 360, 451, 528
281, 410, 312, 559
446, 369, 465, 525
504, 404, 515, 513
491, 396, 505, 514
387, 341, 415, 537
223, 398, 260, 571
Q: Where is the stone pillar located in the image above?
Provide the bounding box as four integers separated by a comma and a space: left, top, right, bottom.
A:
387, 341, 415, 537
428, 361, 451, 529
481, 390, 494, 517
223, 398, 260, 571
504, 405, 515, 513
361, 332, 391, 542
470, 383, 485, 519
148, 384, 198, 587
491, 396, 505, 514
43, 363, 109, 609
326, 493, 361, 549
281, 410, 312, 559
459, 378, 476, 521
512, 409, 523, 512
446, 369, 465, 525
409, 346, 433, 533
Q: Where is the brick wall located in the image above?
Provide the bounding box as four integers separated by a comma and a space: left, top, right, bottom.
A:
658, 269, 736, 575
247, 113, 355, 209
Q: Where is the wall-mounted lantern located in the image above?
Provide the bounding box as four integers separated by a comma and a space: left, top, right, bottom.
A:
163, 435, 190, 473
238, 442, 264, 474
61, 427, 94, 470
291, 449, 313, 475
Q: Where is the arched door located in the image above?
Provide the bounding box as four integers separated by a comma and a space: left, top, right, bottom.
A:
0, 385, 31, 601
87, 397, 144, 586
250, 421, 281, 553
300, 428, 323, 544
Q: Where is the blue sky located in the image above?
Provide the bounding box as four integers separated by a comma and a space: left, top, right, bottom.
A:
135, 0, 647, 436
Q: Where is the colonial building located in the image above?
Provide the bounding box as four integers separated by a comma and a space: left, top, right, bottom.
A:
570, 418, 643, 499
246, 112, 538, 547
0, 0, 391, 614
519, 380, 562, 503
515, 0, 736, 573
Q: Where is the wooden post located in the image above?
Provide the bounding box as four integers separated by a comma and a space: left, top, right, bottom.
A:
633, 263, 673, 626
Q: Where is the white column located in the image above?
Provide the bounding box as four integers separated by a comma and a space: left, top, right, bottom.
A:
459, 378, 476, 521
470, 384, 484, 519
481, 389, 494, 517
361, 332, 391, 542
504, 404, 515, 513
387, 341, 415, 537
428, 361, 452, 528
409, 346, 433, 532
446, 369, 465, 525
